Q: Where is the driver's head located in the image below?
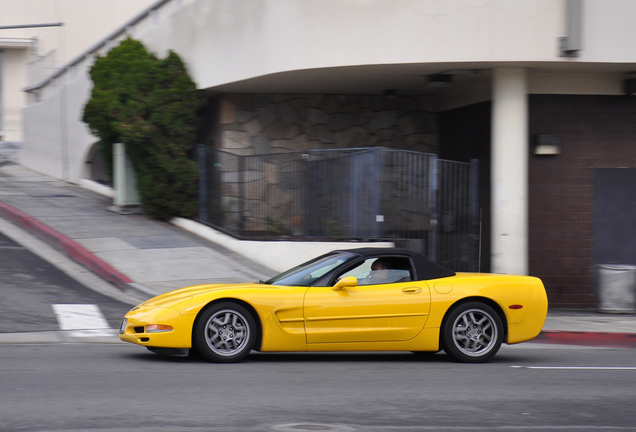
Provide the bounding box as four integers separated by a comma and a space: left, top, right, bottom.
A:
369, 259, 391, 281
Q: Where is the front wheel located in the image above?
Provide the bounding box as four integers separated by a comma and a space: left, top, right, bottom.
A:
441, 302, 503, 363
193, 302, 256, 363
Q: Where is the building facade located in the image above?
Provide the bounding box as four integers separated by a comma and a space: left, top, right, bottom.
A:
13, 0, 636, 308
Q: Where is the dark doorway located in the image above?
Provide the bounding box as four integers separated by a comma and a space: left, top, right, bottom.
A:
593, 168, 636, 267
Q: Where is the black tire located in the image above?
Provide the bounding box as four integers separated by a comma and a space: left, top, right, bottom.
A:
193, 302, 256, 363
441, 301, 504, 363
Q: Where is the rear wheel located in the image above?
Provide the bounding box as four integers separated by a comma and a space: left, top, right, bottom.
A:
193, 302, 256, 363
441, 302, 503, 363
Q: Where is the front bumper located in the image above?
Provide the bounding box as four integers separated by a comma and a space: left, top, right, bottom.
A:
119, 306, 194, 349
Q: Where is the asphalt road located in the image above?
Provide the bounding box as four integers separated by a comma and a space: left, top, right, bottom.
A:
1, 344, 636, 432
0, 230, 132, 333
1, 220, 636, 431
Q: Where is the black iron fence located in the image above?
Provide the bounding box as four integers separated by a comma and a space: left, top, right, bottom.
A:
197, 146, 487, 271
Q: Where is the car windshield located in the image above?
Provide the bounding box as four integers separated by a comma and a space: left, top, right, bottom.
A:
264, 252, 357, 286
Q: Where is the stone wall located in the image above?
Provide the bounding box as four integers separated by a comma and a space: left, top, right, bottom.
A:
217, 93, 439, 155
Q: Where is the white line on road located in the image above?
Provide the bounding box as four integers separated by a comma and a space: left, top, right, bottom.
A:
512, 365, 636, 370
52, 304, 115, 337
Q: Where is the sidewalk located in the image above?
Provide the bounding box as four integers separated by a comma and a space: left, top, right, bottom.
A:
0, 162, 274, 296
1, 162, 635, 348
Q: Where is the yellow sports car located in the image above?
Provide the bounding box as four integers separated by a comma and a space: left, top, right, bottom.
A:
119, 247, 547, 363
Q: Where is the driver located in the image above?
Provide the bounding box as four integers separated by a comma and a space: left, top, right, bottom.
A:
361, 259, 393, 285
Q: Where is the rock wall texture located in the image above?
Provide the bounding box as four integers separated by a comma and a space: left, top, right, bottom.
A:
217, 93, 439, 155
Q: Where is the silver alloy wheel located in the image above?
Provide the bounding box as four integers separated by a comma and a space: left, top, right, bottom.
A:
451, 308, 498, 357
203, 309, 251, 357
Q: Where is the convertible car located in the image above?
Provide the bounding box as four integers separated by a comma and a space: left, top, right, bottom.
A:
120, 247, 548, 363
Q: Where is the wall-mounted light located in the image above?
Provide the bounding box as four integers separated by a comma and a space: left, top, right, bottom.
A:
534, 134, 561, 156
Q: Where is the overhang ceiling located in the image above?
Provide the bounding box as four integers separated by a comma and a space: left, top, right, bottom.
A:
208, 61, 636, 96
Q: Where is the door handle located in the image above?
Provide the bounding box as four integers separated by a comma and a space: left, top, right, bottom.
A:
402, 287, 421, 294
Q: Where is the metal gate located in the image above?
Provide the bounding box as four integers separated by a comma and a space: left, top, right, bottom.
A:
197, 146, 487, 271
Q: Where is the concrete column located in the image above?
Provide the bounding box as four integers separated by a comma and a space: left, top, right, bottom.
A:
491, 67, 528, 275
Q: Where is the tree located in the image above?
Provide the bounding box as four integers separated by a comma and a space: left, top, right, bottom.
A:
83, 38, 203, 220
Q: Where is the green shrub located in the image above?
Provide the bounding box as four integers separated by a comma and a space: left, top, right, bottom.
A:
82, 38, 203, 220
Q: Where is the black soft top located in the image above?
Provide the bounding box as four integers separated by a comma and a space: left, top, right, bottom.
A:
334, 247, 456, 281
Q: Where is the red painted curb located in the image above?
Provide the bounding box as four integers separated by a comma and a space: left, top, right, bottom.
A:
0, 201, 133, 291
533, 330, 636, 349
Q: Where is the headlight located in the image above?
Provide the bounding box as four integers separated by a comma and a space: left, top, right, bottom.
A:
119, 318, 127, 334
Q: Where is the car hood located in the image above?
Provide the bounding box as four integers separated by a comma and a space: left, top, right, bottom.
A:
140, 282, 262, 308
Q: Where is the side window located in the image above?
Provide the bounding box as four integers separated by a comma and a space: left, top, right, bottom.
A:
337, 257, 413, 285
338, 259, 374, 281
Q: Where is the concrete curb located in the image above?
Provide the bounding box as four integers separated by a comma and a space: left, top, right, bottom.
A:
0, 201, 134, 291
534, 330, 636, 349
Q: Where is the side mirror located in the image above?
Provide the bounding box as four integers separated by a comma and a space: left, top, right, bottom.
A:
332, 276, 358, 291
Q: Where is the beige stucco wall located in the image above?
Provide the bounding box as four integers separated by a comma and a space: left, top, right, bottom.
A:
0, 0, 156, 63
0, 0, 155, 141
1, 49, 29, 141
136, 0, 636, 91
21, 68, 95, 181
142, 0, 566, 90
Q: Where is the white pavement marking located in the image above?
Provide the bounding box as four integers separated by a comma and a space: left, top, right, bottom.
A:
52, 304, 116, 337
511, 365, 636, 370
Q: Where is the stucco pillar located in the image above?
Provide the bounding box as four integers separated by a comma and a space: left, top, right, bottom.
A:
491, 67, 528, 275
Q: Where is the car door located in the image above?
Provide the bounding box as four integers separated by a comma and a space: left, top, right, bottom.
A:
303, 257, 431, 344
